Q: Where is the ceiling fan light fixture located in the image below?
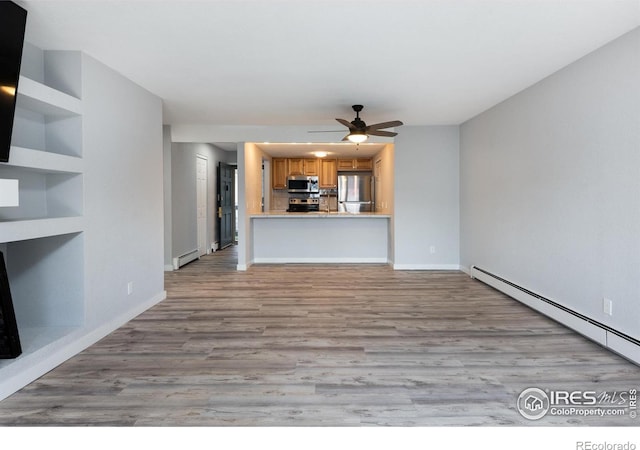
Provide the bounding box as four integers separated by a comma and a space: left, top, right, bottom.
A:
347, 131, 368, 143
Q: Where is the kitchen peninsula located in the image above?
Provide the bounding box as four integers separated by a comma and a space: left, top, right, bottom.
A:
250, 211, 392, 264
238, 141, 395, 269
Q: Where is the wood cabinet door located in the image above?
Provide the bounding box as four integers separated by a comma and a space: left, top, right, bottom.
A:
272, 158, 288, 189
319, 159, 337, 188
288, 158, 304, 175
337, 158, 372, 171
304, 158, 319, 176
354, 158, 372, 170
337, 159, 355, 170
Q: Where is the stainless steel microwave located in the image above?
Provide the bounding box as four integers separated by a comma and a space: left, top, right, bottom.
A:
287, 175, 319, 193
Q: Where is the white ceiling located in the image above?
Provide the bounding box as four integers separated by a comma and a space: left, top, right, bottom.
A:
21, 0, 640, 135
255, 142, 387, 158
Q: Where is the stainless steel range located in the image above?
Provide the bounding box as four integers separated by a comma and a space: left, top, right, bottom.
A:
288, 196, 320, 212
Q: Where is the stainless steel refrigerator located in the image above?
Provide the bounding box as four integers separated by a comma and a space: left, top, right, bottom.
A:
338, 172, 374, 213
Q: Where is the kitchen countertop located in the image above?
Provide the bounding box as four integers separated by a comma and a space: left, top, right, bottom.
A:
251, 211, 392, 219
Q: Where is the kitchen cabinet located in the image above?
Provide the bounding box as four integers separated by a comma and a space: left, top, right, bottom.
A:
319, 158, 337, 188
288, 158, 304, 175
303, 158, 318, 176
288, 158, 318, 176
337, 158, 372, 171
272, 158, 288, 189
355, 158, 373, 170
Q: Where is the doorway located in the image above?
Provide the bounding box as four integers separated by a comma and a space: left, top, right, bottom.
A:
217, 162, 235, 250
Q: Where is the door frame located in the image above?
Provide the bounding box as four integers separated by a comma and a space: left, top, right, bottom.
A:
196, 155, 208, 256
217, 161, 236, 250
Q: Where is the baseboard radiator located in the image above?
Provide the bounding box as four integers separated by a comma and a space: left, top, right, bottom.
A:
172, 249, 199, 270
470, 266, 640, 366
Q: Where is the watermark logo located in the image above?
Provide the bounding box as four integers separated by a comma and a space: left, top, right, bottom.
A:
517, 387, 637, 421
517, 387, 550, 420
576, 442, 637, 450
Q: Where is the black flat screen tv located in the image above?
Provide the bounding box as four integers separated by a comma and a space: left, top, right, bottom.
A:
0, 251, 21, 358
0, 1, 28, 163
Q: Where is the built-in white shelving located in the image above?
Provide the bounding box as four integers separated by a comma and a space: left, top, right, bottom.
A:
0, 217, 84, 243
6, 146, 83, 174
16, 76, 82, 117
0, 46, 85, 393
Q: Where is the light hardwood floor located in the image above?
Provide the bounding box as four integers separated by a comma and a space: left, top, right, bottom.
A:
0, 246, 638, 426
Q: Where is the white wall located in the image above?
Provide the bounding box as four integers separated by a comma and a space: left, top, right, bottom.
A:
460, 28, 640, 340
393, 126, 460, 269
170, 143, 197, 260
172, 126, 459, 270
373, 144, 394, 214
82, 53, 165, 327
373, 144, 395, 262
237, 142, 269, 270
162, 126, 173, 270
169, 142, 236, 265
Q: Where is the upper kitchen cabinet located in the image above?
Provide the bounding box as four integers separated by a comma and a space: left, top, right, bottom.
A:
304, 159, 318, 176
337, 158, 372, 171
272, 158, 288, 189
319, 158, 337, 188
289, 158, 318, 176
288, 158, 303, 175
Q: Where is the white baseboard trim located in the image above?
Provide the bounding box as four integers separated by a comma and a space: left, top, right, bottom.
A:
471, 266, 640, 366
253, 257, 389, 264
393, 264, 461, 271
164, 264, 174, 272
77, 290, 167, 352
172, 249, 199, 270
607, 332, 640, 364
459, 265, 472, 275
473, 268, 608, 346
0, 290, 167, 402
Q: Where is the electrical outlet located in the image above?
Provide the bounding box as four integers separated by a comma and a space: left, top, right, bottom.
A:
127, 281, 134, 296
603, 297, 613, 316
429, 246, 436, 254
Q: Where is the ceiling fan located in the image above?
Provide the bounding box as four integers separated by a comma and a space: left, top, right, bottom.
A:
337, 105, 403, 143
309, 105, 403, 143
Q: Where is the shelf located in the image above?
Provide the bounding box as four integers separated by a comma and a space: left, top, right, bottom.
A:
0, 217, 84, 243
0, 166, 83, 223
16, 76, 82, 117
0, 325, 81, 399
0, 45, 86, 401
2, 146, 83, 174
11, 76, 83, 158
0, 326, 79, 370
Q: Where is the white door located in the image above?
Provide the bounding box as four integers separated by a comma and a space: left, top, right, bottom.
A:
196, 156, 208, 257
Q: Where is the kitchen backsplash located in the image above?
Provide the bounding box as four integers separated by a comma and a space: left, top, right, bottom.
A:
271, 189, 338, 211
271, 190, 289, 211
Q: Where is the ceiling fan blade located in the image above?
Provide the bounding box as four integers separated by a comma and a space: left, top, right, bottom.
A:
367, 130, 397, 137
336, 118, 356, 130
307, 130, 344, 133
341, 135, 350, 141
367, 120, 403, 131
